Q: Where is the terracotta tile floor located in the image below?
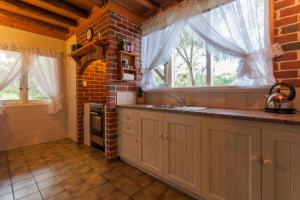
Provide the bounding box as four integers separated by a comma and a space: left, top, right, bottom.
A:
0, 139, 196, 200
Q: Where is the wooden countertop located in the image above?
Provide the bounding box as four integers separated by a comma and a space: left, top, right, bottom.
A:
117, 104, 300, 126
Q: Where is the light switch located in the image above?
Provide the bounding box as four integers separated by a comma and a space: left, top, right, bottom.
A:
82, 81, 87, 87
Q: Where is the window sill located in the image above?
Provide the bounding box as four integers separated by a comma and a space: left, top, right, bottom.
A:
1, 100, 50, 107
143, 86, 270, 93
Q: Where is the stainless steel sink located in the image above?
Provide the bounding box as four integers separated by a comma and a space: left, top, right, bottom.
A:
146, 105, 177, 109
146, 105, 207, 111
175, 106, 207, 111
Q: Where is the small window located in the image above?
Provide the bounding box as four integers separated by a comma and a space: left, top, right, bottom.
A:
0, 52, 50, 104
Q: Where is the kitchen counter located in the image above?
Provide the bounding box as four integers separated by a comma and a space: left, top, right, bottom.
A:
117, 104, 300, 126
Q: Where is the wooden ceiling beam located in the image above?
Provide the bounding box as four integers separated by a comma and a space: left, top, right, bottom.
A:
0, 0, 77, 28
85, 0, 108, 7
134, 0, 160, 12
21, 0, 89, 20
0, 8, 68, 39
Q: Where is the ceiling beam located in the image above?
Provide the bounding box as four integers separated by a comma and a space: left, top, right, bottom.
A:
0, 8, 68, 39
134, 0, 160, 12
86, 0, 108, 7
0, 0, 77, 28
21, 0, 89, 20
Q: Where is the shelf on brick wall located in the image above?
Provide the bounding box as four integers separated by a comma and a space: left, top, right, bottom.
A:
118, 50, 139, 81
68, 39, 109, 66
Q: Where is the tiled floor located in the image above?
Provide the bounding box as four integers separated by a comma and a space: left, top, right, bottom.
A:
0, 139, 196, 200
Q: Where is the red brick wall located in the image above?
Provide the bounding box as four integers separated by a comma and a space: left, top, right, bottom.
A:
75, 10, 141, 161
105, 11, 141, 161
274, 0, 300, 86
76, 61, 106, 143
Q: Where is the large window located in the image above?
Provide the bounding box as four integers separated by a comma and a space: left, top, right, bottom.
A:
0, 50, 49, 103
153, 30, 240, 88
150, 0, 267, 88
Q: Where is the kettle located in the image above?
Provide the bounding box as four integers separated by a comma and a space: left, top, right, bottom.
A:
265, 82, 297, 114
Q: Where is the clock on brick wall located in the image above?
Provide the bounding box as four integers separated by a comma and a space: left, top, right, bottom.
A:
86, 27, 94, 41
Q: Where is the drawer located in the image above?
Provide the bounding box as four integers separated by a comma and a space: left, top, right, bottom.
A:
120, 111, 137, 123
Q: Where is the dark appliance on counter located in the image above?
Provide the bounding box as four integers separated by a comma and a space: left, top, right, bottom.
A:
90, 103, 105, 151
265, 82, 297, 114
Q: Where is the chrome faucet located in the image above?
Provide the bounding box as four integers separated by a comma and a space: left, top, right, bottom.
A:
167, 94, 185, 107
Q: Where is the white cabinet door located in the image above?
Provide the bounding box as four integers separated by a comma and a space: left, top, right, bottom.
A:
138, 111, 164, 176
262, 128, 300, 200
118, 110, 138, 162
163, 114, 202, 195
202, 119, 261, 200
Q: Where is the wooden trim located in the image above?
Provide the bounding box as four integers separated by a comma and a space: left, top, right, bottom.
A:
269, 0, 275, 44
0, 8, 68, 39
108, 1, 144, 24
0, 0, 77, 28
21, 0, 89, 20
134, 0, 160, 11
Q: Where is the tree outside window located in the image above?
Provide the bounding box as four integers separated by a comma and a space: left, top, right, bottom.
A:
154, 29, 237, 88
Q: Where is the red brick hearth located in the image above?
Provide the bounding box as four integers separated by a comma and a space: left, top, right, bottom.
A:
75, 11, 141, 161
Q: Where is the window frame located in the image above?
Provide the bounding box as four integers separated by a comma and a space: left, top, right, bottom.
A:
0, 56, 50, 106
149, 0, 271, 91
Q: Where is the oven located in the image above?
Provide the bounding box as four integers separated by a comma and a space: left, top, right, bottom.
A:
89, 103, 105, 151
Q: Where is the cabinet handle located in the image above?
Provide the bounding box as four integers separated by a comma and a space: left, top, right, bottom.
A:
127, 126, 130, 130
135, 139, 138, 143
263, 159, 273, 167
158, 134, 164, 139
163, 135, 169, 140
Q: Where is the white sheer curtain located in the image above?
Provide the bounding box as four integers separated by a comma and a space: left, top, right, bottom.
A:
0, 40, 62, 115
188, 0, 283, 86
141, 0, 283, 88
26, 50, 62, 114
141, 22, 183, 88
0, 42, 23, 114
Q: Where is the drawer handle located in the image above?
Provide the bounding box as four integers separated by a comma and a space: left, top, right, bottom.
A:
135, 139, 138, 143
263, 159, 273, 167
158, 134, 164, 139
163, 135, 169, 140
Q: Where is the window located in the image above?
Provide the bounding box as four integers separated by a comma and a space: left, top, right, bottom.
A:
150, 0, 267, 89
154, 29, 240, 88
0, 50, 49, 104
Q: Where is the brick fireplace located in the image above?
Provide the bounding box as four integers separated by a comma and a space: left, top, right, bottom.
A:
75, 11, 141, 161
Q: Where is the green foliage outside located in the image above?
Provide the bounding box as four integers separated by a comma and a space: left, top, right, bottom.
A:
154, 29, 236, 88
0, 78, 20, 100
28, 78, 48, 100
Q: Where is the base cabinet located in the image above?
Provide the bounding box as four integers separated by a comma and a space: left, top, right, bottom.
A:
164, 115, 202, 195
202, 119, 261, 200
262, 128, 300, 200
118, 110, 138, 162
138, 111, 164, 176
118, 108, 300, 200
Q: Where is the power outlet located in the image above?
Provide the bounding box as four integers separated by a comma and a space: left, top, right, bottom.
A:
82, 81, 87, 87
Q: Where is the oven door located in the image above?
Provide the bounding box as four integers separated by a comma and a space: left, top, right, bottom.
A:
90, 112, 103, 136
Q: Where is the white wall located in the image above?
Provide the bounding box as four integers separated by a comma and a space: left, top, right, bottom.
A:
0, 105, 66, 151
0, 26, 65, 52
0, 26, 67, 150
64, 35, 77, 142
